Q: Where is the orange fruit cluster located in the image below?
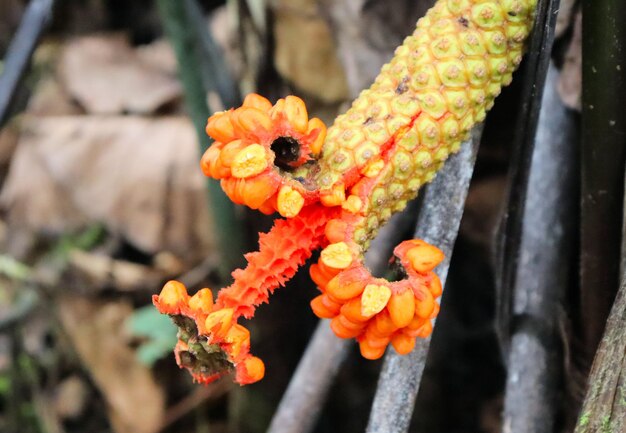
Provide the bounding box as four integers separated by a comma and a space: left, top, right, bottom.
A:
153, 205, 336, 385
153, 281, 265, 385
310, 235, 444, 359
201, 94, 326, 218
156, 0, 538, 385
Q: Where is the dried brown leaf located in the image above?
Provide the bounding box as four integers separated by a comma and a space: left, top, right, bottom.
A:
68, 250, 166, 291
53, 375, 90, 420
58, 297, 165, 433
555, 0, 577, 38
27, 75, 84, 116
273, 0, 349, 103
59, 34, 181, 114
0, 116, 214, 260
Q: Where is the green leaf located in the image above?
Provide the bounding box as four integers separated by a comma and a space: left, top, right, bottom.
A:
127, 305, 178, 366
0, 255, 31, 281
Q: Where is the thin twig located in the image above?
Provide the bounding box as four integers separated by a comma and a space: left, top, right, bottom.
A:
156, 0, 245, 277
0, 0, 55, 128
158, 379, 231, 432
365, 126, 482, 433
182, 0, 241, 110
502, 63, 577, 433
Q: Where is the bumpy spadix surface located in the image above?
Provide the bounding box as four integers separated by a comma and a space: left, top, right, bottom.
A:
154, 0, 537, 385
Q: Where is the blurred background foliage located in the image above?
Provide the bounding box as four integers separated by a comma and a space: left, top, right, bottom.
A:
0, 1, 590, 433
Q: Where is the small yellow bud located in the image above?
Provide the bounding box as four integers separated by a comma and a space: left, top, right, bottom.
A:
188, 288, 214, 314
159, 280, 188, 306
320, 183, 346, 207
362, 159, 385, 178
205, 308, 234, 338
276, 186, 305, 218
232, 144, 268, 178
320, 242, 353, 270
342, 195, 363, 214
361, 284, 392, 317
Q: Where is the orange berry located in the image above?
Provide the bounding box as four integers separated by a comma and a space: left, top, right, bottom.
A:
373, 310, 398, 336
201, 144, 231, 179
284, 95, 309, 133
200, 144, 222, 177
430, 301, 440, 319
206, 111, 236, 143
363, 328, 391, 349
415, 320, 433, 338
387, 289, 416, 328
406, 243, 445, 273
276, 186, 305, 218
233, 179, 248, 205
361, 284, 392, 317
225, 324, 251, 360
258, 199, 276, 215
402, 327, 423, 338
242, 176, 278, 209
359, 338, 386, 360
391, 333, 415, 355
221, 179, 244, 204
270, 98, 285, 121
330, 316, 362, 339
324, 219, 348, 243
340, 297, 369, 323
243, 93, 273, 111
204, 308, 234, 339
310, 295, 338, 318
232, 106, 272, 132
307, 117, 327, 155
188, 288, 214, 314
214, 159, 232, 179
158, 280, 189, 307
337, 314, 366, 332
407, 315, 427, 331
219, 139, 246, 167
427, 272, 443, 297
320, 294, 342, 314
242, 356, 265, 383
326, 275, 366, 301
316, 260, 342, 280
414, 289, 435, 319
309, 264, 331, 289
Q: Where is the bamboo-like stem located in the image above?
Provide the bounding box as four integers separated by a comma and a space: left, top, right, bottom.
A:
365, 126, 482, 433
494, 0, 561, 355
156, 0, 245, 278
266, 321, 350, 433
502, 63, 577, 433
580, 0, 626, 356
